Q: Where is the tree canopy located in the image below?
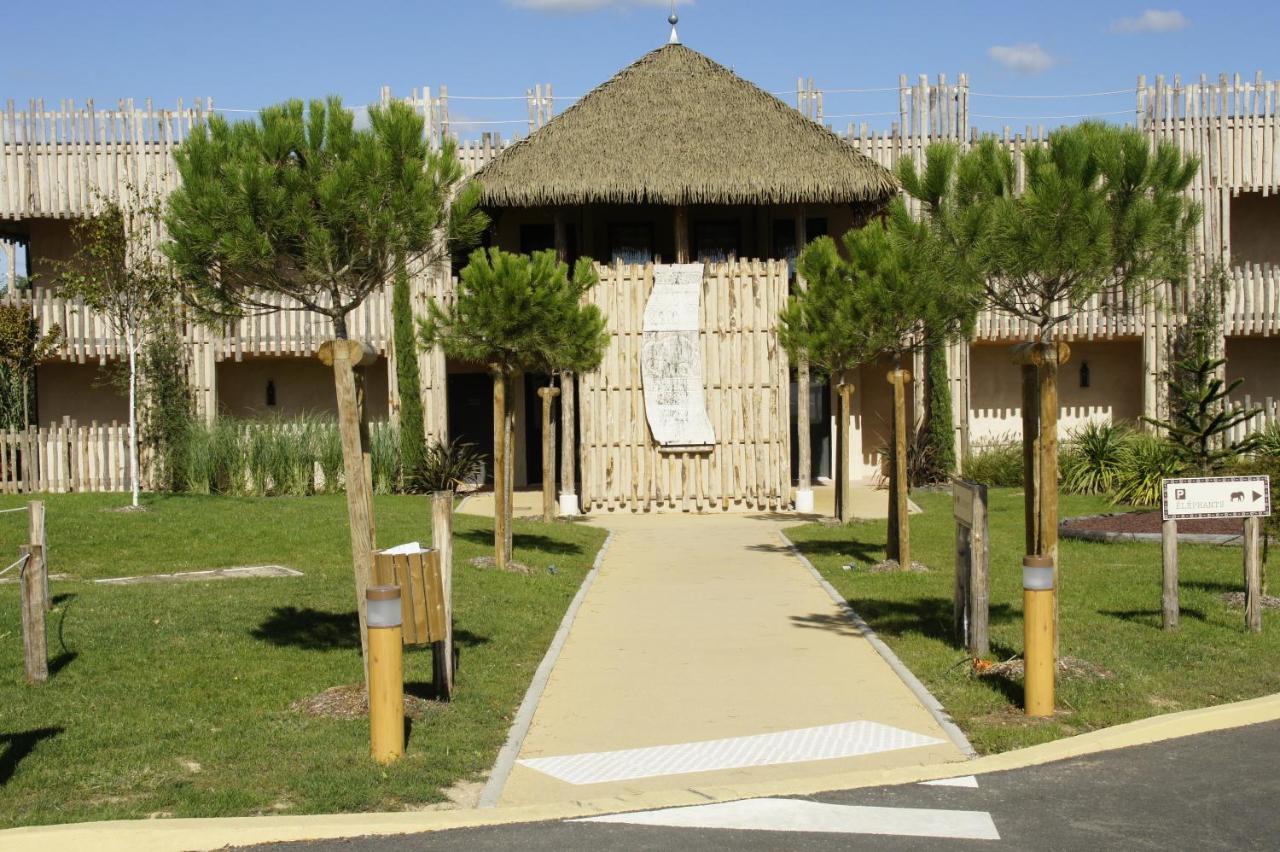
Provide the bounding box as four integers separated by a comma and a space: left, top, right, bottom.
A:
780, 212, 972, 374
911, 123, 1201, 343
420, 248, 608, 376
165, 97, 486, 338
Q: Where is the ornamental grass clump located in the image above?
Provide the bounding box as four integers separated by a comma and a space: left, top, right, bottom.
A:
1060, 420, 1134, 496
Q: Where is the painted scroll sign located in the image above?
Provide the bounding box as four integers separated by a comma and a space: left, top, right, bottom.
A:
641, 264, 716, 448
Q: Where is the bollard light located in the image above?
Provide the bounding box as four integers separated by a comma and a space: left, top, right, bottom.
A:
1022, 555, 1055, 718
367, 584, 403, 628
367, 584, 405, 764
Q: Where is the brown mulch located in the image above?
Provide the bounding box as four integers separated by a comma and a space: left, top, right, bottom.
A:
1063, 511, 1243, 536
290, 684, 435, 721
971, 656, 1113, 682
866, 559, 931, 573
1221, 592, 1280, 611
467, 556, 532, 574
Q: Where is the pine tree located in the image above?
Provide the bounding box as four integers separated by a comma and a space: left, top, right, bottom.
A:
781, 213, 971, 568
421, 248, 607, 570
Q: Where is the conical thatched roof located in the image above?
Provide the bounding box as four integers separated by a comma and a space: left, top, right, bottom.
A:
475, 44, 897, 208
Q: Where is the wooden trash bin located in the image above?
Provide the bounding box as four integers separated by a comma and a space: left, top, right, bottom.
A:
373, 544, 446, 647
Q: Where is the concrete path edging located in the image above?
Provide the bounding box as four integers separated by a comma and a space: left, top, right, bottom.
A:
477, 530, 616, 807
8, 693, 1280, 852
776, 529, 977, 758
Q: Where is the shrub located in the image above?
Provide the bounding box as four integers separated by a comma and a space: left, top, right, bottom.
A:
962, 437, 1024, 487
405, 438, 487, 494
1061, 420, 1133, 495
1253, 422, 1280, 459
1112, 433, 1184, 507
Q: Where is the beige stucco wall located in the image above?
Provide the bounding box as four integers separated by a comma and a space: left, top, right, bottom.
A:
1229, 191, 1280, 266
36, 361, 127, 425
1225, 336, 1280, 404
968, 339, 1144, 445
216, 355, 390, 420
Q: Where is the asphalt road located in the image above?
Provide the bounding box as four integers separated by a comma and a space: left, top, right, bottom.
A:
239, 720, 1280, 851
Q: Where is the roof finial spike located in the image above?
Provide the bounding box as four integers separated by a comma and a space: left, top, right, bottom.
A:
668, 7, 680, 44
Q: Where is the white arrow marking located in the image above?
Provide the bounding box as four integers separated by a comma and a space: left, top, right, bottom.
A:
920, 774, 980, 788
575, 798, 1000, 840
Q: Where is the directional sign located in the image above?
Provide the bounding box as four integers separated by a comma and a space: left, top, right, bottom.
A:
1162, 475, 1271, 521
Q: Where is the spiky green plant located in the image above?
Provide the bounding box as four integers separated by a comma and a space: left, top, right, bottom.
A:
1112, 433, 1185, 507
406, 438, 487, 494
1061, 420, 1134, 495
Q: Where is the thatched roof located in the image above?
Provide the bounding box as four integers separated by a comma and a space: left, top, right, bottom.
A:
474, 44, 897, 208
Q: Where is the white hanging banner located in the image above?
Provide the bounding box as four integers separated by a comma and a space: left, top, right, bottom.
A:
641, 264, 716, 447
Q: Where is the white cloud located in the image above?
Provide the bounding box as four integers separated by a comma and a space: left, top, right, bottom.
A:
507, 0, 690, 12
1111, 9, 1190, 33
987, 43, 1054, 75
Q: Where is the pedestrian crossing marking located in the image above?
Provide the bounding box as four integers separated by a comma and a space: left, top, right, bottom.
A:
518, 720, 945, 785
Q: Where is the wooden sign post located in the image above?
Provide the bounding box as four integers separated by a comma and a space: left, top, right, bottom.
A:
1163, 475, 1272, 633
953, 478, 990, 656
318, 339, 379, 686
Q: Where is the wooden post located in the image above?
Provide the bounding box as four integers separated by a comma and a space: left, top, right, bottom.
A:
1037, 343, 1067, 654
28, 500, 48, 610
492, 367, 509, 571
1018, 359, 1041, 555
1162, 518, 1179, 631
887, 369, 912, 569
318, 339, 378, 687
559, 373, 578, 515
837, 382, 855, 523
794, 212, 811, 504
538, 386, 560, 523
431, 490, 454, 699
504, 380, 515, 560
953, 480, 990, 656
1244, 515, 1262, 633
553, 211, 579, 517
19, 543, 48, 684
674, 205, 690, 264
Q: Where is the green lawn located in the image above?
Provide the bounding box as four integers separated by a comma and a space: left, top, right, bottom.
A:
0, 493, 606, 828
787, 488, 1279, 755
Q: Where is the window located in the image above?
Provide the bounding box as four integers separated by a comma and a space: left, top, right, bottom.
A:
519, 223, 555, 255
1229, 191, 1280, 266
608, 223, 653, 265
694, 221, 739, 263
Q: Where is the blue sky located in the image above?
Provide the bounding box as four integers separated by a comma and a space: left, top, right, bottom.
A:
5, 1, 1279, 136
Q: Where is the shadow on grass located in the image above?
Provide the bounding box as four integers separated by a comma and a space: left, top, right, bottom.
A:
829, 596, 1018, 645
0, 727, 63, 786
456, 528, 584, 556
252, 607, 360, 650
1101, 607, 1208, 628
789, 538, 886, 564
252, 608, 492, 654
1182, 580, 1244, 595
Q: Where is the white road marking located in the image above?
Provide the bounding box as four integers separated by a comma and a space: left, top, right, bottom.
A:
921, 774, 980, 788
575, 798, 1000, 840
517, 721, 945, 785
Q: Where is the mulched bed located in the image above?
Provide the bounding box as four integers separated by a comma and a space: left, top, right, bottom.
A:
1221, 592, 1280, 611
290, 684, 435, 721
1063, 511, 1244, 536
971, 656, 1113, 682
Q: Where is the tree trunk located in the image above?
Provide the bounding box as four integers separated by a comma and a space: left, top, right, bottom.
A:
127, 332, 139, 508
559, 372, 577, 514
492, 368, 509, 571
1037, 343, 1064, 656
539, 386, 559, 523
886, 367, 911, 569
319, 339, 378, 689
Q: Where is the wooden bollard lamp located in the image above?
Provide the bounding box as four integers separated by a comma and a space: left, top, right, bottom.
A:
1023, 554, 1055, 717
366, 584, 405, 764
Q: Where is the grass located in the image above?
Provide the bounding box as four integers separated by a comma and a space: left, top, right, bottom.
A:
0, 492, 606, 828
786, 488, 1280, 755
